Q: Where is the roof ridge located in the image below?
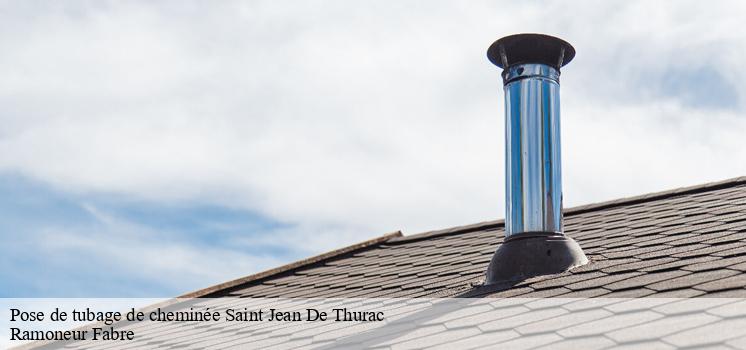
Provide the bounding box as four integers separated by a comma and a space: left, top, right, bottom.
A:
564, 176, 746, 215
180, 231, 402, 298
388, 175, 746, 244
387, 219, 504, 244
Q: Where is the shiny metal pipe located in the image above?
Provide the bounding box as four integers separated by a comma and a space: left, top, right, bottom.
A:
503, 63, 562, 237
484, 34, 585, 283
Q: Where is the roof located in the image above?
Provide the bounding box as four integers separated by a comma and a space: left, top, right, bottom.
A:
21, 176, 746, 350
195, 176, 746, 299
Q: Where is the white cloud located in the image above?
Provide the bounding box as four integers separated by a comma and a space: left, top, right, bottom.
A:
2, 0, 746, 255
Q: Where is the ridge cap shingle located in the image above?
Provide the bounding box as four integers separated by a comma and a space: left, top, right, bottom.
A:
564, 176, 746, 215
180, 231, 402, 298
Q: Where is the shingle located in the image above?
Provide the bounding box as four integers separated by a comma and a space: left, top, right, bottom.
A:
683, 256, 746, 272
529, 272, 607, 290
661, 220, 716, 234
652, 298, 733, 315
479, 308, 569, 332
481, 287, 534, 298
668, 233, 723, 246
427, 330, 520, 350
629, 225, 669, 237
516, 309, 612, 335
727, 261, 746, 271
637, 244, 709, 259
486, 333, 562, 350
603, 235, 646, 248
604, 288, 656, 298
565, 272, 643, 291
606, 313, 719, 343
523, 287, 571, 298
569, 258, 640, 273
604, 270, 691, 291
647, 269, 740, 291
601, 257, 676, 273
633, 233, 700, 247
557, 311, 663, 338
443, 306, 528, 329
602, 246, 662, 259
645, 288, 706, 298
557, 288, 612, 298
663, 318, 746, 348
722, 212, 746, 224
712, 245, 746, 257
606, 341, 676, 350
694, 274, 746, 292
701, 231, 746, 245
699, 289, 746, 297
640, 256, 718, 272
672, 242, 744, 258
390, 327, 482, 350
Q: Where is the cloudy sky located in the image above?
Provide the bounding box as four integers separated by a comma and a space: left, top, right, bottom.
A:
2, 1, 746, 297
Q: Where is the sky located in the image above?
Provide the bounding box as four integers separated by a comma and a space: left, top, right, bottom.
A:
2, 0, 746, 297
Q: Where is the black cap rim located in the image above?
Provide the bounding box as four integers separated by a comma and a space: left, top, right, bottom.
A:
487, 33, 576, 70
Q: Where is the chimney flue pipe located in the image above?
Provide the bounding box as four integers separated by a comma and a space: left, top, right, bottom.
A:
503, 63, 563, 237
484, 34, 587, 284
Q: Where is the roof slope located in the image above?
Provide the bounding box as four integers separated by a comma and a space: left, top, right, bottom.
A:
20, 177, 746, 350
203, 176, 746, 298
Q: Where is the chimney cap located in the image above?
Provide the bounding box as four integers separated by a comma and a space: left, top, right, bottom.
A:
487, 33, 575, 70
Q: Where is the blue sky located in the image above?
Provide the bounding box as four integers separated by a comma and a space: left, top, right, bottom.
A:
0, 174, 292, 297
2, 1, 746, 297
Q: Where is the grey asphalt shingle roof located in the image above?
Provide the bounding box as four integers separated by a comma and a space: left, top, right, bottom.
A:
194, 176, 746, 299
43, 298, 746, 350
24, 177, 746, 350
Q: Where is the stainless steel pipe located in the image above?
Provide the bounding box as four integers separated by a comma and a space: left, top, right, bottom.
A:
503, 63, 562, 237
